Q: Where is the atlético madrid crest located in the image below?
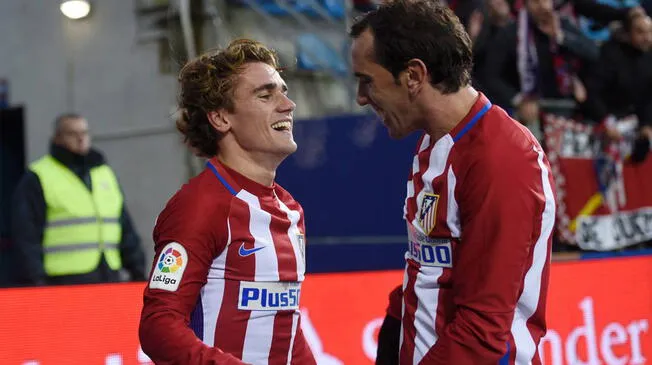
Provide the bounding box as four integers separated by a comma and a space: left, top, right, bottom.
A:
418, 193, 439, 235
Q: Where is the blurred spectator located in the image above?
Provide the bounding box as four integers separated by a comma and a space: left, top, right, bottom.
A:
571, 2, 644, 43
11, 113, 145, 286
584, 12, 652, 146
483, 0, 599, 129
562, 0, 641, 25
512, 0, 640, 23
468, 0, 514, 92
450, 0, 485, 30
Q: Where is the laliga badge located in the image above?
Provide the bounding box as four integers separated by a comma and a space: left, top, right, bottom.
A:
418, 193, 439, 235
149, 242, 188, 291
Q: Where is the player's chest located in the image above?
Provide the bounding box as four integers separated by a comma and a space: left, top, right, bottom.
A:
406, 156, 459, 269
223, 199, 305, 280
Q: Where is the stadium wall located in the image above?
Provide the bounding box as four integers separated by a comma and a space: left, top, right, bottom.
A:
0, 1, 356, 267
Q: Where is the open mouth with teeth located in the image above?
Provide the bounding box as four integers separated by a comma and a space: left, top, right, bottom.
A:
271, 121, 292, 132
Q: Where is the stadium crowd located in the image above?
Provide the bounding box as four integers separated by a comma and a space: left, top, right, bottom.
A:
360, 0, 652, 148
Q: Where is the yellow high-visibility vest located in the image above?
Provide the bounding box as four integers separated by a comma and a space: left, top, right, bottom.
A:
30, 155, 123, 276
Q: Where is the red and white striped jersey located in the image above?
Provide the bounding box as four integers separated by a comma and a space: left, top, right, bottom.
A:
399, 94, 556, 365
139, 158, 316, 365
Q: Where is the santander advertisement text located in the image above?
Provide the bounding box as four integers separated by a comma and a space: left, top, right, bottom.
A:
0, 255, 650, 364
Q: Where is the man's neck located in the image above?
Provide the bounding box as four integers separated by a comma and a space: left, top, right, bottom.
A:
421, 86, 479, 142
217, 148, 280, 187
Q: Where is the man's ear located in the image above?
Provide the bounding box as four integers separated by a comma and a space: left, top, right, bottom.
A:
207, 110, 231, 133
405, 58, 428, 98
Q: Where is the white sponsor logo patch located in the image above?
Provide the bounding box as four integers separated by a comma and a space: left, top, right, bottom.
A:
238, 281, 302, 311
407, 224, 453, 268
149, 242, 188, 291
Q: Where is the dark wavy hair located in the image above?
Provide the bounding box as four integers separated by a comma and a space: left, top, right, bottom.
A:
350, 0, 473, 94
176, 39, 280, 157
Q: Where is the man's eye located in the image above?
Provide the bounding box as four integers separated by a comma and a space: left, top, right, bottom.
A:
259, 94, 272, 100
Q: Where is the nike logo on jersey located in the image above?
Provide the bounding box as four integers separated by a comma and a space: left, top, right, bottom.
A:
239, 243, 265, 257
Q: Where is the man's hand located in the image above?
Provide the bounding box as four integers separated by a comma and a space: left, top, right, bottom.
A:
573, 76, 587, 103
605, 127, 622, 140
641, 126, 652, 139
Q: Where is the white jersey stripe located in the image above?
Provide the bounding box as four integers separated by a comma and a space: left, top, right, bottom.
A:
201, 219, 229, 346
412, 152, 421, 174
237, 191, 280, 282
241, 311, 276, 365
420, 135, 453, 196
405, 179, 414, 220
412, 266, 444, 365
419, 135, 431, 152
399, 267, 410, 352
286, 311, 300, 365
405, 136, 429, 219
200, 273, 225, 347
511, 146, 556, 364
446, 166, 461, 238
200, 275, 225, 347
276, 197, 305, 281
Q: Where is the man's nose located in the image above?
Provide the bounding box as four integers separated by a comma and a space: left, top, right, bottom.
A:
279, 93, 296, 112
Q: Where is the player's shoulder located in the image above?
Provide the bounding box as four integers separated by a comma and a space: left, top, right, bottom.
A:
452, 104, 544, 176
470, 105, 539, 156
155, 168, 235, 236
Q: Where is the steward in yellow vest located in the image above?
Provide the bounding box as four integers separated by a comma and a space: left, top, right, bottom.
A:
11, 114, 145, 286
